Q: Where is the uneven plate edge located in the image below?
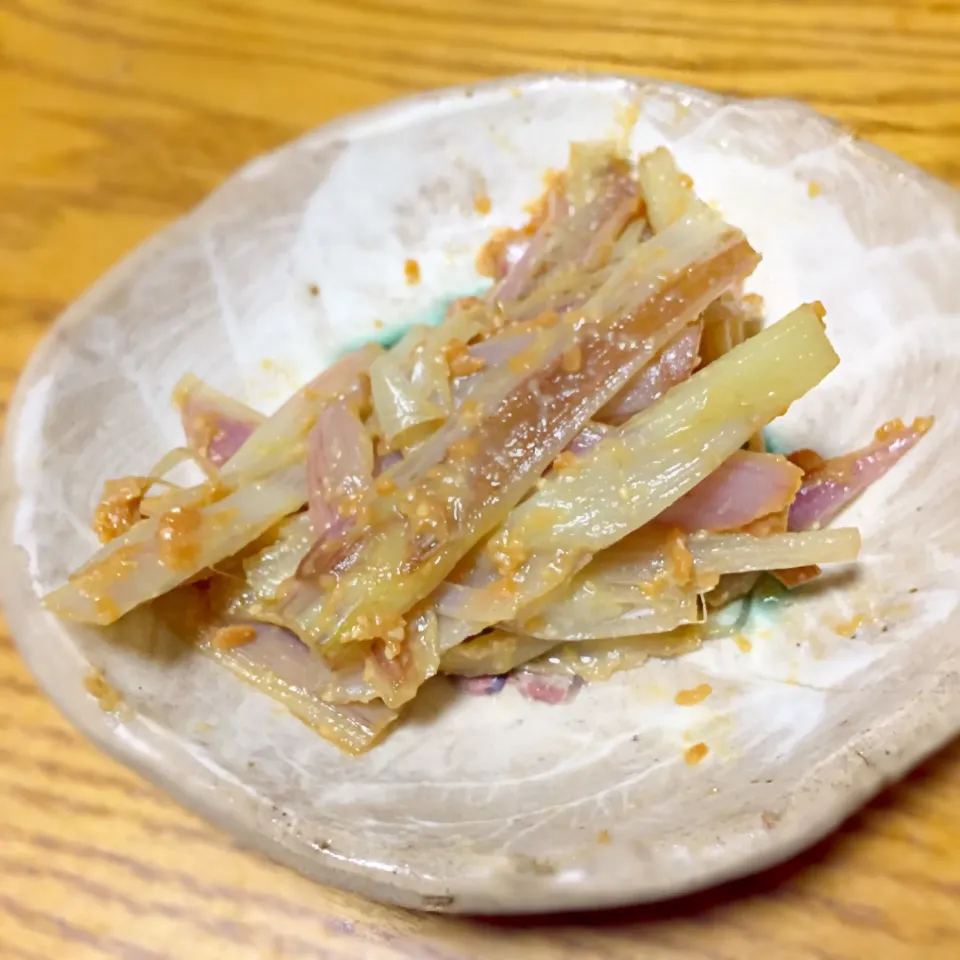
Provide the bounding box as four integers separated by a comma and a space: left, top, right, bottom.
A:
0, 71, 958, 914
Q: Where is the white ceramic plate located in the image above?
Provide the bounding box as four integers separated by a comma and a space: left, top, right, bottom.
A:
3, 74, 960, 914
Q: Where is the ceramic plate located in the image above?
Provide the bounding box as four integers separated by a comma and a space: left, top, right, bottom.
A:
3, 74, 960, 914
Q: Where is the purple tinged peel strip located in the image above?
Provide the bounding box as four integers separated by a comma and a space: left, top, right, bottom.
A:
598, 322, 702, 424
788, 419, 933, 531
174, 374, 266, 466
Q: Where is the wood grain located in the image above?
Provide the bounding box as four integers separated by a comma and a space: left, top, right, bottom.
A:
2, 0, 960, 956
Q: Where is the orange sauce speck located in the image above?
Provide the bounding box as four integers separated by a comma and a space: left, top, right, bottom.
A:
473, 193, 492, 215
156, 506, 204, 569
875, 416, 933, 441
734, 634, 753, 653
490, 538, 527, 577
476, 227, 523, 278
444, 338, 486, 377
684, 742, 709, 765
375, 433, 395, 457
373, 319, 384, 329
191, 410, 227, 461
551, 451, 579, 473
596, 829, 612, 845
833, 614, 866, 638
375, 475, 398, 495
92, 476, 149, 543
675, 683, 713, 706
807, 181, 822, 198
787, 448, 826, 474
68, 543, 142, 623
404, 259, 421, 285
450, 353, 487, 377
211, 625, 257, 649
741, 506, 789, 538
875, 418, 905, 441
84, 669, 123, 712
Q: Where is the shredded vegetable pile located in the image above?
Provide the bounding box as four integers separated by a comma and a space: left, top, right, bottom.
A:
45, 144, 933, 754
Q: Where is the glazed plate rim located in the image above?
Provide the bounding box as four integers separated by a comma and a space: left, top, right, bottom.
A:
2, 72, 958, 914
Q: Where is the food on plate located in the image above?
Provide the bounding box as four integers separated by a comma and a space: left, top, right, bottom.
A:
43, 144, 932, 754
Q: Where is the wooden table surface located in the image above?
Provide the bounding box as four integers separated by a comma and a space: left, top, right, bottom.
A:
3, 0, 960, 957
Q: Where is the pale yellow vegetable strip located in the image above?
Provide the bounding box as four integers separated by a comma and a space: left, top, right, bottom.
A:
43, 464, 307, 625
206, 641, 397, 755
583, 528, 860, 585
370, 313, 483, 448
524, 628, 704, 680
504, 304, 839, 555
321, 528, 859, 687
688, 529, 861, 574
638, 147, 700, 233
514, 528, 859, 643
208, 512, 315, 625
520, 587, 702, 641
439, 631, 556, 677
243, 513, 315, 600
512, 527, 694, 641
438, 626, 703, 679
432, 582, 518, 622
